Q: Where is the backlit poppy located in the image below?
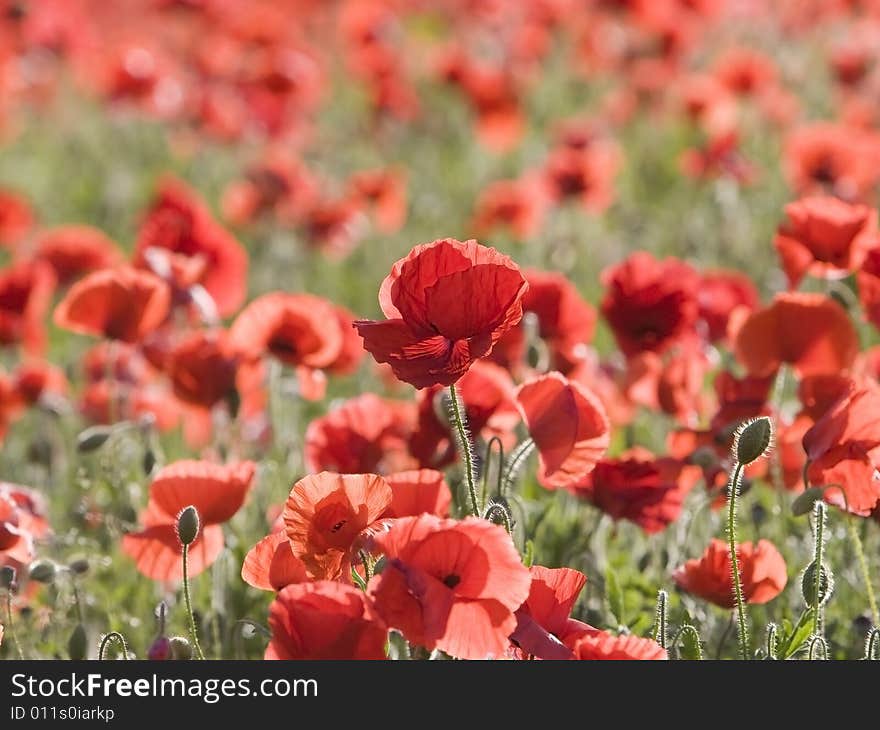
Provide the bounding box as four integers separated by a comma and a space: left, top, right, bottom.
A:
569, 630, 668, 660
697, 270, 760, 343
384, 469, 452, 519
368, 514, 531, 659
510, 566, 591, 660
122, 460, 256, 581
673, 538, 788, 608
515, 372, 610, 489
355, 238, 528, 389
0, 260, 56, 354
774, 196, 877, 289
34, 225, 123, 285
53, 266, 170, 344
241, 530, 308, 592
732, 293, 859, 378
265, 581, 387, 660
165, 329, 238, 410
283, 472, 392, 581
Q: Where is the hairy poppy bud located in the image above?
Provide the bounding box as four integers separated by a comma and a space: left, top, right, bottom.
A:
28, 559, 57, 584
76, 425, 113, 453
143, 448, 156, 476
169, 636, 193, 660
176, 506, 200, 546
802, 561, 833, 607
0, 565, 16, 590
68, 624, 88, 660
733, 417, 774, 466
792, 486, 825, 517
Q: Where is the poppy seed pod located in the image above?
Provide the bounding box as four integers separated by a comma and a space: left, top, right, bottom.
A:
733, 416, 774, 465
176, 506, 200, 546
169, 636, 193, 660
76, 425, 113, 453
802, 561, 833, 607
68, 558, 89, 576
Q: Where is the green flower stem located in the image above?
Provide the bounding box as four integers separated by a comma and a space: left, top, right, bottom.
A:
727, 462, 749, 660
811, 502, 826, 637
5, 590, 24, 660
98, 632, 130, 660
182, 544, 206, 660
847, 517, 879, 627
448, 383, 479, 516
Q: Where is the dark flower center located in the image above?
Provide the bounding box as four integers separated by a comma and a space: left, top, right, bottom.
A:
442, 574, 461, 589
331, 520, 346, 533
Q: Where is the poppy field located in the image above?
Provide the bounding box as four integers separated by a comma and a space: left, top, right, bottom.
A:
2, 0, 880, 663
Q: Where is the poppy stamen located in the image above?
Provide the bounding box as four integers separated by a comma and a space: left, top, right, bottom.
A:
442, 574, 461, 588
331, 520, 346, 533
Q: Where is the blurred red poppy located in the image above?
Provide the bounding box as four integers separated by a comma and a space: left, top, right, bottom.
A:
0, 189, 34, 249
0, 260, 56, 354
135, 177, 248, 317
573, 449, 701, 533
673, 538, 787, 608
515, 372, 610, 489
34, 225, 123, 285
732, 293, 859, 378
774, 196, 877, 289
304, 394, 416, 474
165, 329, 237, 410
283, 472, 392, 581
601, 252, 700, 357
355, 238, 528, 388
369, 514, 531, 659
53, 266, 170, 344
697, 270, 759, 343
122, 460, 255, 581
348, 168, 407, 234
569, 630, 667, 660
471, 178, 546, 240
265, 581, 387, 660
510, 566, 591, 660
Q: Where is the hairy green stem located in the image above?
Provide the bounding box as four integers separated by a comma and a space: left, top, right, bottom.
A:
98, 632, 130, 660
727, 462, 749, 660
846, 517, 879, 626
483, 503, 512, 534
811, 502, 827, 637
5, 591, 24, 660
448, 383, 479, 516
652, 590, 668, 649
182, 544, 206, 660
502, 438, 536, 495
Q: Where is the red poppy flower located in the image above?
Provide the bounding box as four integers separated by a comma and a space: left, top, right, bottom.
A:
355, 238, 528, 389
673, 539, 788, 608
241, 531, 308, 592
542, 145, 619, 213
600, 252, 700, 357
569, 630, 667, 660
53, 266, 170, 344
0, 189, 34, 249
713, 47, 778, 97
857, 246, 880, 331
265, 581, 387, 660
802, 386, 880, 515
165, 329, 238, 410
326, 305, 366, 376
0, 482, 51, 566
573, 450, 701, 533
471, 178, 547, 240
384, 470, 452, 519
732, 293, 858, 378
304, 394, 417, 475
774, 196, 877, 289
783, 123, 877, 200
348, 168, 407, 234
491, 269, 597, 375
11, 361, 68, 406
229, 292, 343, 400
680, 131, 757, 185
302, 197, 366, 260
697, 270, 760, 343
515, 372, 610, 489
222, 158, 318, 227
283, 472, 392, 581
368, 514, 531, 659
34, 226, 123, 285
510, 566, 591, 660
122, 460, 255, 581
134, 177, 248, 317
0, 260, 56, 354
409, 362, 519, 468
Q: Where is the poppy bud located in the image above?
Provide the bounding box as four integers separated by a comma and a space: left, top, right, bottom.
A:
147, 635, 171, 660
169, 636, 193, 660
142, 448, 156, 476
76, 425, 113, 453
802, 561, 833, 607
68, 624, 88, 660
0, 565, 16, 590
792, 486, 825, 516
68, 558, 89, 576
176, 505, 200, 546
733, 416, 774, 466
28, 559, 57, 584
